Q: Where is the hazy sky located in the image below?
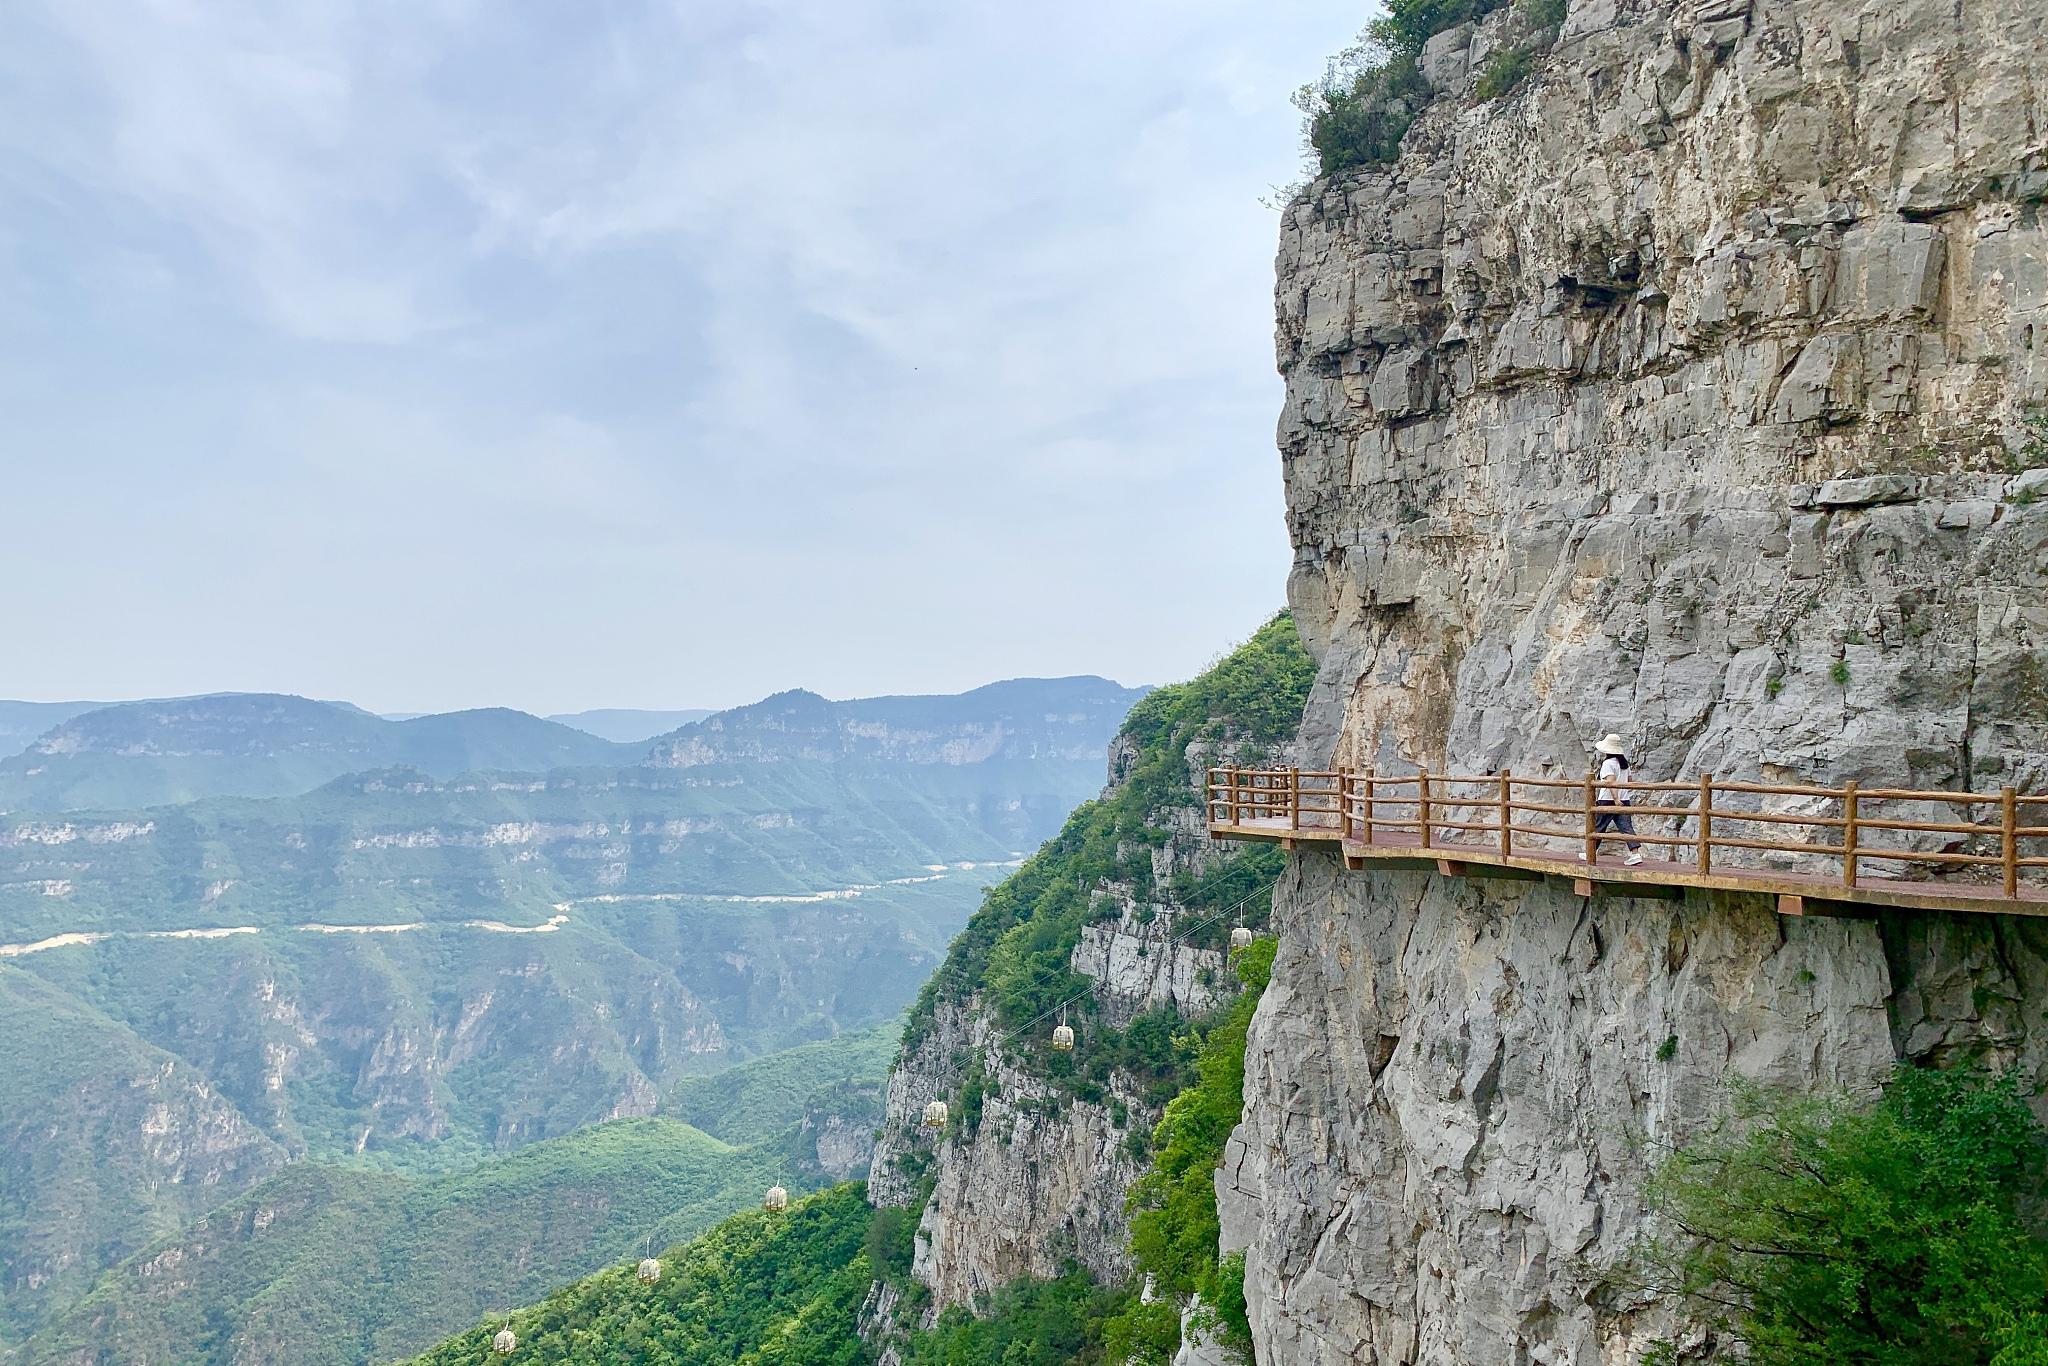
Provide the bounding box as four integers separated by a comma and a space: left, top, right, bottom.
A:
1, 1, 1359, 715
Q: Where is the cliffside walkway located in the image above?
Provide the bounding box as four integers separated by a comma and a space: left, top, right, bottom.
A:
1207, 767, 2048, 919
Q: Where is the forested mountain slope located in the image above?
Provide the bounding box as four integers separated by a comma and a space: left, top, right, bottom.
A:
21, 1016, 897, 1366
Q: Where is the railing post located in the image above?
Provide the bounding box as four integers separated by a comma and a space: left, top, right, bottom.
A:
1697, 774, 1712, 874
1362, 767, 1376, 844
1842, 780, 1859, 889
2004, 787, 2020, 899
1419, 766, 1432, 851
1233, 769, 1245, 827
1583, 768, 1598, 865
1339, 769, 1353, 842
1499, 770, 1513, 857
1289, 767, 1301, 833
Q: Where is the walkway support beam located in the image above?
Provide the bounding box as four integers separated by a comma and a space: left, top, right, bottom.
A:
1843, 781, 1860, 889
1582, 770, 1597, 865
2005, 787, 2020, 900
1499, 771, 1513, 859
1698, 773, 1713, 875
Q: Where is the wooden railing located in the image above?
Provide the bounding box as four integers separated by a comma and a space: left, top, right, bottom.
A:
1207, 767, 2048, 899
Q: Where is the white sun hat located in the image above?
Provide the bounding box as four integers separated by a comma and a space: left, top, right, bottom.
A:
1593, 733, 1628, 755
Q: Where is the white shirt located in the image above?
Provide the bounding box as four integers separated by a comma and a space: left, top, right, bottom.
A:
1598, 754, 1629, 805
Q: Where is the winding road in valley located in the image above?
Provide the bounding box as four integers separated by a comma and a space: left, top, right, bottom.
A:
0, 859, 1023, 958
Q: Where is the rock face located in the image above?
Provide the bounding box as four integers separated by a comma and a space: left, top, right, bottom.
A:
1225, 0, 2048, 1361
871, 996, 1152, 1309
866, 773, 1240, 1318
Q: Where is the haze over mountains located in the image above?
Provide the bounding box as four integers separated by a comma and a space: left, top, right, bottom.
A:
0, 673, 1147, 1365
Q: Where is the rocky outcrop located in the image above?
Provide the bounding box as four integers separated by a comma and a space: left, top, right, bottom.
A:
1226, 0, 2048, 1360
866, 747, 1253, 1323
796, 1082, 885, 1181
871, 997, 1150, 1308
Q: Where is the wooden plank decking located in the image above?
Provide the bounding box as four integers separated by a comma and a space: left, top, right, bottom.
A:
1208, 768, 2048, 919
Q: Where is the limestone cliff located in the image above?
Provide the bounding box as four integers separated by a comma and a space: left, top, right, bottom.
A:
1222, 0, 2048, 1360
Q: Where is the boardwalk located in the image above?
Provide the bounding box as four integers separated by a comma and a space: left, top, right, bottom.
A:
1208, 767, 2048, 919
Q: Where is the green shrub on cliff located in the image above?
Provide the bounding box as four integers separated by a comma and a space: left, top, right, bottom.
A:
1642, 1065, 2048, 1366
1297, 0, 1568, 175
1296, 48, 1430, 175
899, 1273, 1132, 1366
1473, 44, 1533, 100
1109, 937, 1276, 1362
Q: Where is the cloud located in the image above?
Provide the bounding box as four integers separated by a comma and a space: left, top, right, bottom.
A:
0, 0, 1360, 712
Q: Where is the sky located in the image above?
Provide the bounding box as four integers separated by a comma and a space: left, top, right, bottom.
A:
0, 1, 1363, 716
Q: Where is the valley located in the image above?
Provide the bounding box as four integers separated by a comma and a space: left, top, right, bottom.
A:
0, 678, 1142, 1363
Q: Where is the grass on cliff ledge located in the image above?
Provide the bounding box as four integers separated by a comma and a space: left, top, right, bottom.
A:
1640, 1064, 2048, 1366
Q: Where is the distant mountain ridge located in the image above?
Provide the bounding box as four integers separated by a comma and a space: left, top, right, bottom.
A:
546, 707, 717, 742
0, 678, 1144, 812
648, 677, 1152, 768
0, 701, 106, 759
0, 694, 637, 811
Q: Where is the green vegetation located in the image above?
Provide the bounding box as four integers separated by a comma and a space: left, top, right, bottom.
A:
2015, 408, 2048, 472
1473, 43, 1534, 100
1655, 1033, 1679, 1062
1109, 939, 1275, 1362
902, 614, 1312, 1084
395, 1187, 1138, 1366
1765, 674, 1786, 699
22, 1118, 827, 1366
668, 1018, 902, 1147
1293, 0, 1565, 176
405, 1184, 877, 1366
1830, 659, 1852, 686
1295, 47, 1430, 176
900, 1274, 1134, 1366
0, 696, 1127, 1353
1641, 1065, 2048, 1366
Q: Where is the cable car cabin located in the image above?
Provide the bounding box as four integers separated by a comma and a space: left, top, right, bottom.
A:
922, 1100, 949, 1129
1051, 1024, 1075, 1051
764, 1185, 789, 1212
1230, 926, 1254, 950
637, 1257, 662, 1283
493, 1329, 517, 1354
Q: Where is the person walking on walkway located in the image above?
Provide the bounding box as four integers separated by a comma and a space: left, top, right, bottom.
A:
1588, 733, 1645, 866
